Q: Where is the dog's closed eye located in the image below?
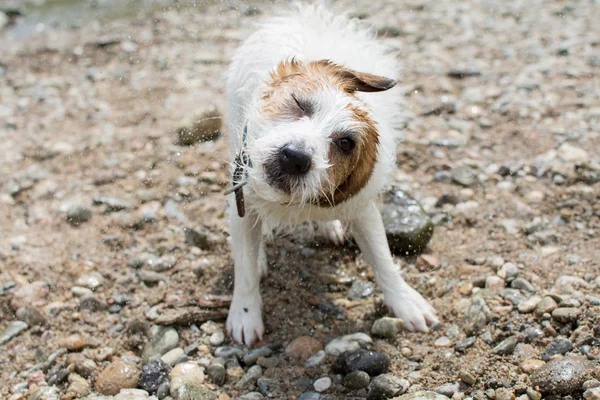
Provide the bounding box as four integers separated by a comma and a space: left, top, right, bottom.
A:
291, 93, 313, 117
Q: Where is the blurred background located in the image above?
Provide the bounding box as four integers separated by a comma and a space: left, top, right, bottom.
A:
0, 1, 599, 399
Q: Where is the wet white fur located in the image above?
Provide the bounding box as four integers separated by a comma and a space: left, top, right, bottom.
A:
225, 2, 437, 346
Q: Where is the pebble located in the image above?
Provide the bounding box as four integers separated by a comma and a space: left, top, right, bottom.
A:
497, 263, 519, 281
455, 337, 477, 352
394, 391, 450, 400
173, 384, 218, 400
459, 371, 477, 386
313, 377, 332, 392
558, 143, 590, 164
511, 277, 536, 293
305, 350, 327, 368
207, 364, 226, 385
184, 227, 216, 249
60, 333, 97, 351
584, 380, 600, 391
170, 362, 205, 394
382, 189, 434, 254
527, 388, 542, 400
257, 356, 283, 369
214, 346, 245, 359
535, 297, 558, 314
76, 272, 104, 290
175, 106, 222, 145
518, 296, 542, 313
143, 326, 179, 361
138, 270, 168, 284
493, 336, 519, 355
434, 336, 451, 347
532, 356, 594, 394
244, 346, 273, 366
333, 349, 390, 376
520, 359, 546, 374
415, 254, 440, 271
0, 321, 28, 345
585, 388, 600, 400
344, 370, 371, 390
257, 377, 280, 396
452, 165, 477, 186
140, 360, 171, 394
433, 382, 465, 397
495, 388, 516, 400
285, 336, 323, 361
210, 331, 225, 346
298, 392, 321, 400
95, 358, 141, 395
367, 374, 410, 399
551, 307, 581, 323
542, 338, 574, 361
371, 317, 403, 338
348, 279, 375, 300
67, 373, 90, 397
463, 298, 489, 336
66, 204, 92, 226
93, 196, 134, 212
486, 276, 506, 291
325, 333, 373, 356
235, 364, 263, 390
66, 353, 97, 378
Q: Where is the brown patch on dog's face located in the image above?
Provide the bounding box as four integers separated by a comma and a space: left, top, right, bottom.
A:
318, 105, 380, 207
260, 59, 393, 206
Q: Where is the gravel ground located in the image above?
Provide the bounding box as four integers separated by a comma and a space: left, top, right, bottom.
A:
1, 1, 599, 399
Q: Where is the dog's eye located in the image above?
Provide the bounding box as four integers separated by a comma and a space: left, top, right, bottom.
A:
336, 137, 356, 154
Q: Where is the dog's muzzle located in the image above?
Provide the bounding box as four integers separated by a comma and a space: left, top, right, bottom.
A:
265, 142, 312, 192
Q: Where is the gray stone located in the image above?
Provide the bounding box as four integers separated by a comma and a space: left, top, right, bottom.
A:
382, 189, 434, 255
493, 336, 519, 355
0, 321, 28, 345
15, 306, 46, 326
66, 205, 92, 226
433, 382, 466, 397
348, 279, 375, 300
140, 360, 171, 394
532, 356, 594, 395
93, 196, 134, 212
344, 370, 371, 390
207, 364, 226, 385
333, 349, 390, 376
142, 326, 179, 362
235, 365, 263, 390
313, 377, 332, 393
551, 307, 581, 323
452, 165, 478, 186
298, 392, 321, 400
371, 317, 402, 338
325, 333, 373, 356
174, 384, 217, 400
367, 374, 410, 400
463, 298, 489, 336
542, 338, 574, 361
511, 277, 536, 292
214, 346, 246, 359
257, 377, 280, 396
243, 346, 272, 366
394, 391, 450, 400
305, 350, 327, 368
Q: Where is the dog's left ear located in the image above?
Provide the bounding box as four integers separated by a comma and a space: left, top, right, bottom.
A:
339, 69, 397, 93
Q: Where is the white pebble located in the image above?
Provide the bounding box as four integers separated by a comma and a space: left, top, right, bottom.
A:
314, 377, 332, 393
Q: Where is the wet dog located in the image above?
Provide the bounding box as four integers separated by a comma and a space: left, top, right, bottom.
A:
225, 3, 438, 345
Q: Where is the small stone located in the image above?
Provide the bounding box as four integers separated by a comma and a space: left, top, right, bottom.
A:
542, 338, 574, 361
140, 360, 171, 394
536, 297, 558, 315
175, 106, 222, 145
348, 279, 375, 300
161, 347, 184, 365
433, 382, 465, 397
325, 333, 373, 356
532, 356, 594, 395
67, 373, 90, 397
210, 331, 225, 346
486, 276, 505, 290
66, 205, 92, 226
459, 371, 477, 386
551, 307, 581, 323
257, 356, 283, 369
286, 336, 323, 361
452, 165, 478, 186
416, 254, 440, 271
60, 334, 97, 351
138, 270, 168, 284
558, 143, 590, 164
434, 336, 451, 347
174, 384, 218, 400
497, 263, 519, 281
524, 327, 544, 342
493, 336, 519, 355
76, 272, 104, 290
214, 345, 245, 359
518, 296, 542, 313
367, 374, 410, 399
65, 353, 97, 378
333, 349, 390, 376
93, 196, 134, 212
394, 391, 450, 400
344, 370, 371, 390
371, 317, 403, 338
170, 362, 205, 394
207, 364, 226, 385
584, 388, 600, 400
0, 321, 28, 345
298, 392, 321, 400
235, 364, 263, 390
244, 346, 273, 366
495, 388, 516, 400
314, 377, 332, 393
142, 326, 179, 361
511, 278, 536, 293
520, 359, 546, 374
257, 377, 280, 396
95, 358, 141, 396
584, 380, 600, 391
526, 388, 542, 400
463, 299, 489, 336
455, 337, 477, 352
382, 189, 434, 255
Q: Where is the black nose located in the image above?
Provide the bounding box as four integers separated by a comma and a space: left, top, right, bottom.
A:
278, 144, 312, 175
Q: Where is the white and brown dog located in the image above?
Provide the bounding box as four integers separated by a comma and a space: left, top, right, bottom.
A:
225, 3, 438, 346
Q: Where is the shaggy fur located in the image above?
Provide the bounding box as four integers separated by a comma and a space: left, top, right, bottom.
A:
225, 2, 438, 346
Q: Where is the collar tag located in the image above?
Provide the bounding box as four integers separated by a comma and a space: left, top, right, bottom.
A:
226, 123, 251, 218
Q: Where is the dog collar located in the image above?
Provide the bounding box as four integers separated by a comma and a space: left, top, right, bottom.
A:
224, 123, 252, 218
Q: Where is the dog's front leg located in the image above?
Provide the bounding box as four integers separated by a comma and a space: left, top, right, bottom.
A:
350, 201, 438, 332
226, 203, 264, 346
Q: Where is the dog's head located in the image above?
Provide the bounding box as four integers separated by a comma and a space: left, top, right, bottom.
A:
245, 59, 396, 207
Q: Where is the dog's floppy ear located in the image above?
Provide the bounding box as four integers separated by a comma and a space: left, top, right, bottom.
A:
338, 69, 397, 93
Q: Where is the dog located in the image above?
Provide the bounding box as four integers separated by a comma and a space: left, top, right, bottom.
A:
224, 2, 438, 346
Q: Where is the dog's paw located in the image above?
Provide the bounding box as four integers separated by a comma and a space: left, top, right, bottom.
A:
385, 285, 438, 332
316, 220, 346, 245
226, 294, 265, 346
